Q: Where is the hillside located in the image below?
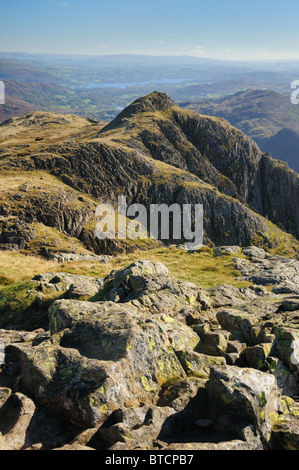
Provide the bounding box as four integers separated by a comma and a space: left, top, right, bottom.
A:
263, 128, 299, 172
180, 89, 299, 172
0, 92, 298, 259
1, 92, 299, 451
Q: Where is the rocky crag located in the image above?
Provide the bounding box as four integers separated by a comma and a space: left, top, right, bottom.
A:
0, 92, 298, 258
0, 248, 299, 450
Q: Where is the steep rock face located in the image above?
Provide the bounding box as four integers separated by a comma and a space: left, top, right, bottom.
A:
98, 92, 299, 241
174, 109, 299, 238
179, 89, 299, 173
254, 155, 299, 238
171, 108, 262, 202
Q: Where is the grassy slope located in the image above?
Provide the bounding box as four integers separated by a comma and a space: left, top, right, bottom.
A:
0, 246, 250, 288
0, 246, 252, 329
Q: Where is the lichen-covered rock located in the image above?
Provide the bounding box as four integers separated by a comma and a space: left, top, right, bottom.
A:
216, 309, 259, 344
206, 366, 280, 440
268, 397, 299, 450
244, 343, 274, 370
103, 260, 202, 316
235, 249, 299, 289
97, 405, 177, 450
176, 350, 226, 379
2, 253, 299, 450
32, 272, 103, 298
13, 299, 190, 427
274, 327, 299, 375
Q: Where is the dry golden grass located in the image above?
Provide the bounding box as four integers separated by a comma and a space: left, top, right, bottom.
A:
0, 247, 251, 289
0, 111, 103, 151
0, 251, 62, 285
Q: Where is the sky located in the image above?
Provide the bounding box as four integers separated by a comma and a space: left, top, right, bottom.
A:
0, 0, 298, 60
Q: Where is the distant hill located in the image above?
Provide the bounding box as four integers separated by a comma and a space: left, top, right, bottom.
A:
172, 80, 289, 101
0, 81, 67, 121
180, 89, 299, 172
0, 80, 124, 122
263, 128, 299, 172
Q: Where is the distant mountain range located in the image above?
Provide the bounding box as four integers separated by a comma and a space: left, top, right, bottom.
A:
1, 54, 299, 173
180, 89, 299, 172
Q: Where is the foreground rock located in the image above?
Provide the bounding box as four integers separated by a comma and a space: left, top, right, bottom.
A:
0, 253, 299, 450
0, 392, 35, 450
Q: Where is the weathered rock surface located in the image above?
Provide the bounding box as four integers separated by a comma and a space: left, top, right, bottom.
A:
0, 392, 36, 450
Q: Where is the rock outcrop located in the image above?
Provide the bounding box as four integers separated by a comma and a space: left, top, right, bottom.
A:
1, 250, 299, 450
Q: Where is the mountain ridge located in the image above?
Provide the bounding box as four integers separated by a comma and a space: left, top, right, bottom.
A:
0, 91, 298, 258
180, 89, 299, 172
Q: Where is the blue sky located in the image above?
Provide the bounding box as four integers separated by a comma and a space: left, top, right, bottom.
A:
0, 0, 298, 60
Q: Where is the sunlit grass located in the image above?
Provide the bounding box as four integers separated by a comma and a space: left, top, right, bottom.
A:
0, 247, 251, 290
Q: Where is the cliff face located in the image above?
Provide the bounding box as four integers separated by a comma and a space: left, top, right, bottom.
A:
254, 154, 299, 238
0, 91, 298, 256
99, 91, 299, 243
261, 128, 299, 173
180, 89, 299, 173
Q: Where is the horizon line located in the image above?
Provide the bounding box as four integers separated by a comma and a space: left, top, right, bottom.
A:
1, 51, 299, 63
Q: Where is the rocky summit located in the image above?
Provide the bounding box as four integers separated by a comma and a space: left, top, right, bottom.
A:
0, 92, 299, 451
1, 249, 299, 450
0, 91, 299, 258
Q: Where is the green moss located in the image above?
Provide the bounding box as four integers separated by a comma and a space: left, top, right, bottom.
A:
50, 313, 57, 333
221, 393, 231, 405
59, 367, 73, 380
100, 404, 108, 414
269, 361, 277, 371
259, 392, 266, 408
163, 316, 175, 324
269, 411, 279, 427
0, 280, 58, 330
185, 294, 197, 305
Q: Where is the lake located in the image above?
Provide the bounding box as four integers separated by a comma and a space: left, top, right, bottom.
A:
83, 78, 193, 89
